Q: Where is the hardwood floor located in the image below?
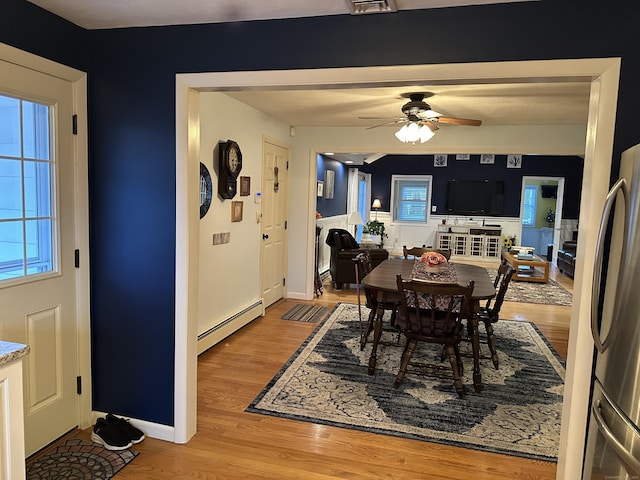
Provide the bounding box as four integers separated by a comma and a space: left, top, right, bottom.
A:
63, 260, 572, 479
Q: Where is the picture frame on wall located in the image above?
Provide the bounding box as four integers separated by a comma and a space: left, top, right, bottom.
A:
316, 181, 324, 197
231, 201, 243, 222
480, 154, 495, 164
240, 176, 250, 196
456, 154, 470, 160
434, 154, 448, 167
324, 169, 335, 199
507, 154, 523, 168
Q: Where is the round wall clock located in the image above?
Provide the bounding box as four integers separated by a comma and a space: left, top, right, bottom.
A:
200, 162, 213, 218
218, 139, 242, 199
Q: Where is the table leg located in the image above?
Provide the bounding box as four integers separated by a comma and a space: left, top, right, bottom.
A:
367, 294, 385, 375
469, 313, 482, 393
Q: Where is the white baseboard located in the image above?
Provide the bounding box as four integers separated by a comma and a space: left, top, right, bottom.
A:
197, 300, 263, 354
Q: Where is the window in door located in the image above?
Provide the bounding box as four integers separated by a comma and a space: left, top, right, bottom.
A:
391, 175, 433, 224
0, 93, 55, 283
522, 185, 537, 226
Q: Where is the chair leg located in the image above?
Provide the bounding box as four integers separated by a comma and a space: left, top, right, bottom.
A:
484, 320, 499, 369
393, 339, 416, 388
361, 307, 376, 350
445, 345, 465, 398
453, 343, 464, 376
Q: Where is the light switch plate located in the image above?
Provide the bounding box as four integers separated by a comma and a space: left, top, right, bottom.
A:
431, 205, 437, 212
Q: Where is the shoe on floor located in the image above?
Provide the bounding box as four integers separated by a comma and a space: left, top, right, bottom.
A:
106, 413, 146, 444
91, 417, 133, 450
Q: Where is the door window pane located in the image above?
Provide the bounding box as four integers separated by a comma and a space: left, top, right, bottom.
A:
0, 158, 22, 220
0, 95, 20, 157
522, 185, 537, 226
0, 94, 56, 283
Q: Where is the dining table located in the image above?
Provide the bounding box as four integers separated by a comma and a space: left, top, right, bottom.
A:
362, 257, 496, 393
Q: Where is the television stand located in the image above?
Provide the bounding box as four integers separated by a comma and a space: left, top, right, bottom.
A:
436, 225, 502, 259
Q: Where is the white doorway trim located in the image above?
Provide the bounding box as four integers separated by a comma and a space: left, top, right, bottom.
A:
175, 58, 620, 479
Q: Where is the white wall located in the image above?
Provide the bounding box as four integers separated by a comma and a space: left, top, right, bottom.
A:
197, 93, 289, 336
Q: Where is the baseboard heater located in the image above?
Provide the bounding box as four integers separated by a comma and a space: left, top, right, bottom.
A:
197, 299, 263, 355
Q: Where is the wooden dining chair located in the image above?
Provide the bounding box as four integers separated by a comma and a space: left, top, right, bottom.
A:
393, 275, 474, 398
477, 264, 515, 369
352, 251, 401, 350
402, 245, 452, 261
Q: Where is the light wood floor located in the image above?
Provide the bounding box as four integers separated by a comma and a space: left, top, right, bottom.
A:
59, 260, 572, 479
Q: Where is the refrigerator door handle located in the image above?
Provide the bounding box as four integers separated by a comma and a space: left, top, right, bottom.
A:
591, 178, 628, 353
593, 399, 640, 476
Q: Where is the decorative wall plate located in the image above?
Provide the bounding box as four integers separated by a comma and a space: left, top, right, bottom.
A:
200, 162, 213, 218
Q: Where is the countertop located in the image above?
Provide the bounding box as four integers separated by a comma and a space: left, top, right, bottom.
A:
0, 341, 29, 366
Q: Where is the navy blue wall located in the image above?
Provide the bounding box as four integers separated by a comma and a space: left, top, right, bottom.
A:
361, 154, 583, 218
316, 155, 348, 218
1, 0, 87, 71
3, 0, 640, 427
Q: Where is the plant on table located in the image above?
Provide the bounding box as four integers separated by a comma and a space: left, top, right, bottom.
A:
363, 220, 387, 246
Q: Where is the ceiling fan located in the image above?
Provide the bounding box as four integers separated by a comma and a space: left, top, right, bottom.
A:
359, 92, 483, 133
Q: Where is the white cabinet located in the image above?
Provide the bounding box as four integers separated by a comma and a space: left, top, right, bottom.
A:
436, 225, 502, 260
0, 342, 29, 480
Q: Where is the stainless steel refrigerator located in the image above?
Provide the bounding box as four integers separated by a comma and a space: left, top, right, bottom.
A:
585, 144, 640, 479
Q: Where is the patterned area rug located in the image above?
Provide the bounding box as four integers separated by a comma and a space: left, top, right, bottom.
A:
26, 438, 138, 479
248, 303, 565, 461
486, 268, 573, 306
281, 303, 329, 322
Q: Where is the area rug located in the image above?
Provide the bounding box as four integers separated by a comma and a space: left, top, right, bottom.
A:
26, 438, 138, 479
248, 303, 565, 461
486, 268, 573, 306
281, 303, 328, 323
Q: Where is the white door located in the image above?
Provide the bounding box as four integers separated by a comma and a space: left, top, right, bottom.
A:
0, 59, 79, 455
260, 139, 289, 307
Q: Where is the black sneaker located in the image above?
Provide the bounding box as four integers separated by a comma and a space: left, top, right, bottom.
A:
91, 417, 133, 450
106, 413, 146, 444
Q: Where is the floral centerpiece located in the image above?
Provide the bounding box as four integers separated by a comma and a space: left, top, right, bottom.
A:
419, 251, 448, 272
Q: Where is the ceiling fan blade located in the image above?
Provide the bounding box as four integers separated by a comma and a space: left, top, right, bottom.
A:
358, 116, 402, 120
420, 110, 444, 119
436, 116, 482, 126
423, 121, 439, 132
365, 119, 406, 129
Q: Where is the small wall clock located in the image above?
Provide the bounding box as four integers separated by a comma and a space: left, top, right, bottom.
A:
200, 162, 213, 218
218, 139, 242, 199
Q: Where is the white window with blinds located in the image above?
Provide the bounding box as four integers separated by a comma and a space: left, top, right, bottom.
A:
391, 175, 433, 224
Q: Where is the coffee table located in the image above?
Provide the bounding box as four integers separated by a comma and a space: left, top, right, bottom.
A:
502, 250, 550, 283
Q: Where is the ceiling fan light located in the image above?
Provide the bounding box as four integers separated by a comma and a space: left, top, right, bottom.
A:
395, 122, 434, 144
418, 125, 435, 143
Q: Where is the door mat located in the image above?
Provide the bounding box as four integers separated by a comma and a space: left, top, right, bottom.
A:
26, 438, 138, 480
249, 302, 564, 462
281, 304, 328, 323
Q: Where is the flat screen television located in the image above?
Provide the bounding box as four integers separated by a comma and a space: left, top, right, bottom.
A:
445, 180, 505, 215
541, 184, 558, 198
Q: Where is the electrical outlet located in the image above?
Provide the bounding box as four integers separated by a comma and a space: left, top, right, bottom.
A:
431, 205, 437, 212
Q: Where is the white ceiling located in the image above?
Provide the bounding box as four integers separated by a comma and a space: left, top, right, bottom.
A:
27, 0, 535, 29
224, 82, 591, 128
26, 0, 589, 162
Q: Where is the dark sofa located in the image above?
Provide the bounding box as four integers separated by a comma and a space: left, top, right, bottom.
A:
557, 239, 577, 278
325, 228, 389, 289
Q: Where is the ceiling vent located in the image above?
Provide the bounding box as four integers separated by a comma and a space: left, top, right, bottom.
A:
345, 0, 398, 15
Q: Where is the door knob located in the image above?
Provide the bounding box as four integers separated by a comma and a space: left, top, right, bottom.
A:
262, 234, 269, 240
